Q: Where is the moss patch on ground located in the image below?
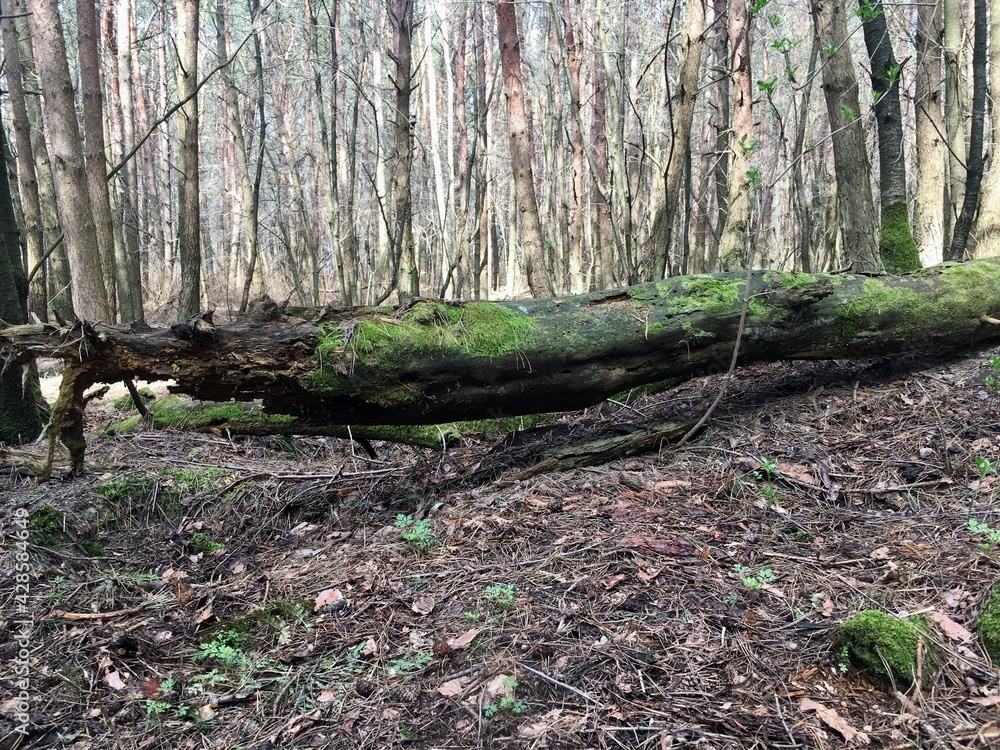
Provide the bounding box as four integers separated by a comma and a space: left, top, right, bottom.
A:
836, 610, 935, 686
974, 581, 1000, 662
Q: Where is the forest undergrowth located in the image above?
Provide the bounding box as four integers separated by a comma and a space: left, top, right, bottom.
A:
2, 345, 1000, 749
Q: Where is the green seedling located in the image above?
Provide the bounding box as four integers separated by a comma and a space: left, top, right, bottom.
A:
483, 584, 516, 609
191, 533, 224, 553
395, 514, 442, 552
967, 519, 1000, 550
985, 356, 1000, 393
754, 456, 779, 481
733, 564, 777, 592
484, 676, 528, 718
975, 456, 996, 481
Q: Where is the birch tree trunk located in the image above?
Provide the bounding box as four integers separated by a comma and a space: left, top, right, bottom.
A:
914, 0, 946, 266
27, 0, 113, 322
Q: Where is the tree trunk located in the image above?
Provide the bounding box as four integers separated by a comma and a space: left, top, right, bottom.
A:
809, 0, 881, 274
943, 0, 965, 239
27, 0, 113, 322
972, 0, 1000, 255
174, 0, 201, 320
388, 0, 417, 302
650, 0, 705, 280
10, 261, 1000, 474
914, 0, 946, 266
0, 117, 44, 444
717, 0, 753, 271
947, 0, 987, 261
0, 0, 46, 319
858, 0, 920, 273
496, 0, 552, 297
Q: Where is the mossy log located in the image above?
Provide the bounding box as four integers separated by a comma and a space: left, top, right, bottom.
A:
5, 261, 1000, 474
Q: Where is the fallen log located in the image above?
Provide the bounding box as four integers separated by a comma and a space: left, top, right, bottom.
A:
4, 260, 1000, 476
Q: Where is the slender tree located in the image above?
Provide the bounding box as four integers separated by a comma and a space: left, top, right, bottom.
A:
496, 0, 552, 296
914, 0, 946, 265
27, 0, 113, 321
174, 0, 201, 319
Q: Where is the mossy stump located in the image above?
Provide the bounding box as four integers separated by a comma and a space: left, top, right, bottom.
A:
836, 610, 935, 687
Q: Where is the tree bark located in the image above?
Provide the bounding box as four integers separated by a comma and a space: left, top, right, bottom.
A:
388, 0, 417, 302
943, 0, 965, 238
914, 0, 946, 266
496, 0, 552, 296
971, 0, 1000, 255
27, 0, 113, 322
858, 0, 920, 273
9, 261, 1000, 473
947, 0, 986, 261
0, 117, 44, 444
174, 0, 201, 320
809, 0, 881, 274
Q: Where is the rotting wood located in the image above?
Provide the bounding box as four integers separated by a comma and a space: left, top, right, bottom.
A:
5, 261, 1000, 476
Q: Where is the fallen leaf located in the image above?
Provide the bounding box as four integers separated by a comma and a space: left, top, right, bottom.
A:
969, 696, 1000, 707
637, 566, 663, 582
617, 536, 699, 556
194, 602, 214, 625
603, 574, 625, 590
930, 612, 973, 642
231, 562, 246, 574
654, 479, 691, 493
314, 588, 345, 612
777, 463, 817, 486
438, 678, 467, 697
412, 596, 435, 615
104, 671, 127, 691
446, 629, 480, 650
317, 689, 337, 703
138, 680, 160, 698
801, 697, 870, 745
198, 704, 216, 721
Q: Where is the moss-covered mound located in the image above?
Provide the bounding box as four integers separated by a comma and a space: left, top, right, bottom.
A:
974, 582, 1000, 662
836, 609, 935, 686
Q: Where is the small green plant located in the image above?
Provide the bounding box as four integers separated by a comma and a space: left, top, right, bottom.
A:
841, 105, 856, 125
975, 455, 996, 481
484, 676, 528, 718
746, 168, 762, 191
29, 503, 62, 541
193, 632, 251, 671
985, 356, 1000, 393
80, 539, 104, 556
738, 133, 758, 155
191, 533, 224, 553
967, 519, 1000, 550
757, 484, 778, 509
854, 0, 883, 21
754, 456, 779, 481
747, 0, 769, 14
387, 651, 433, 676
823, 42, 838, 55
733, 564, 777, 592
795, 530, 812, 543
395, 514, 442, 552
757, 76, 778, 96
483, 584, 516, 609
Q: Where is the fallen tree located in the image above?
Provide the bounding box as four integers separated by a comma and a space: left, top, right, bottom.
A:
4, 260, 1000, 476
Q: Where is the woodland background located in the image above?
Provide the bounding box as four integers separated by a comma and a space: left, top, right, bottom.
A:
0, 0, 996, 321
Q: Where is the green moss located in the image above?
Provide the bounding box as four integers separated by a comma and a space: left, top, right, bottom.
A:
29, 503, 63, 542
648, 322, 664, 336
836, 610, 935, 686
748, 298, 768, 317
974, 581, 1000, 662
666, 276, 742, 315
879, 200, 921, 274
80, 539, 104, 556
111, 387, 156, 411
307, 301, 536, 398
108, 396, 296, 432
191, 533, 224, 553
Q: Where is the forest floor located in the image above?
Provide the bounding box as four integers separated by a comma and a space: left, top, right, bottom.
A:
2, 345, 1000, 750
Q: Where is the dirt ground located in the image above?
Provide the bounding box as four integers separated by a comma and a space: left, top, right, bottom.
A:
2, 346, 1000, 749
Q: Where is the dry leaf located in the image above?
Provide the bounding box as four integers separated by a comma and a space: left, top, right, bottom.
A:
411, 596, 435, 615
317, 689, 337, 703
801, 697, 870, 745
968, 696, 1000, 707
437, 677, 467, 697
777, 463, 817, 486
104, 671, 127, 691
617, 536, 699, 556
198, 704, 216, 721
231, 561, 246, 574
314, 588, 345, 612
603, 574, 625, 590
930, 612, 973, 642
637, 566, 663, 582
654, 479, 691, 492
446, 629, 479, 650
138, 680, 160, 698
194, 602, 214, 626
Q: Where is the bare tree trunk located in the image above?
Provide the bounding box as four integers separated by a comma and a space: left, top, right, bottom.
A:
27, 0, 112, 321
947, 0, 986, 261
971, 0, 1000, 255
650, 0, 705, 279
717, 0, 753, 271
77, 0, 121, 317
0, 0, 45, 319
809, 0, 881, 274
914, 0, 946, 266
174, 0, 201, 320
943, 0, 965, 241
496, 0, 552, 297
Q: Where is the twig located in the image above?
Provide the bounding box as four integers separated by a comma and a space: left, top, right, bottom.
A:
517, 662, 606, 708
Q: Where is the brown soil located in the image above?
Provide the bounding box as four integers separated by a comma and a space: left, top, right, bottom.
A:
2, 347, 1000, 749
